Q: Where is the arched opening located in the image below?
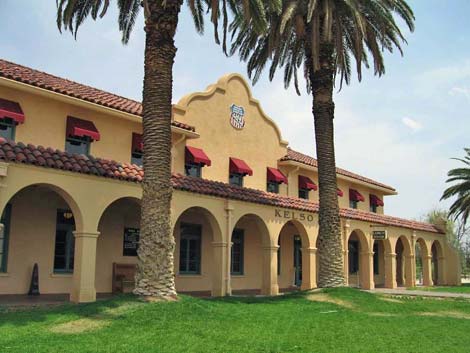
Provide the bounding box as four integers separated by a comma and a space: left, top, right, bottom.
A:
96, 197, 141, 294
231, 213, 270, 295
0, 184, 82, 295
347, 230, 370, 288
431, 241, 444, 285
415, 238, 428, 286
277, 221, 310, 291
372, 239, 388, 287
395, 236, 412, 287
173, 206, 223, 296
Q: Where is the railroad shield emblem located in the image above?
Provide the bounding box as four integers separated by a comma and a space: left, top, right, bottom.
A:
230, 104, 245, 130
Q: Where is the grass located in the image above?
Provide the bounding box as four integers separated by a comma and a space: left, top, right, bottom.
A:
2, 288, 470, 352
408, 283, 470, 294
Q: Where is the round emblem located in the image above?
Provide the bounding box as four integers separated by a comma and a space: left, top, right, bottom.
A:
230, 104, 245, 130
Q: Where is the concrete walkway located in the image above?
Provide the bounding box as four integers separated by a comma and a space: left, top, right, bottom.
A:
367, 288, 470, 299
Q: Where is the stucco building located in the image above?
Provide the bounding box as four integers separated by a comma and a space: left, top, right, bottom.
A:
0, 59, 460, 303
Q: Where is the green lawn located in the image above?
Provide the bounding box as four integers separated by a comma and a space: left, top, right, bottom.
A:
409, 284, 470, 294
2, 288, 470, 353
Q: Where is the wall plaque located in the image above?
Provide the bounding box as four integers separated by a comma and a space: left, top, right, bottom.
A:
372, 230, 387, 240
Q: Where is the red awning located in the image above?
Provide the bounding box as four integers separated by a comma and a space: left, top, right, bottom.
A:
337, 189, 344, 197
349, 189, 365, 202
230, 157, 253, 176
298, 175, 317, 191
0, 98, 25, 124
370, 194, 384, 207
267, 167, 288, 184
132, 133, 143, 152
185, 146, 211, 166
66, 116, 100, 141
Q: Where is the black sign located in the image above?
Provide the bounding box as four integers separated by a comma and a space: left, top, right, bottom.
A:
372, 230, 387, 240
123, 228, 140, 256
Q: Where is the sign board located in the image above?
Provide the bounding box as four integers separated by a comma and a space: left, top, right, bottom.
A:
372, 230, 387, 240
123, 227, 140, 256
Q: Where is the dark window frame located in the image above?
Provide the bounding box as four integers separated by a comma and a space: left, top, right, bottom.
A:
298, 188, 309, 200
267, 181, 280, 194
349, 199, 358, 209
53, 209, 76, 274
0, 204, 12, 273
373, 243, 379, 275
231, 229, 244, 275
65, 135, 91, 156
185, 162, 202, 178
0, 117, 16, 141
229, 173, 244, 187
370, 203, 378, 213
179, 223, 202, 275
131, 150, 143, 166
348, 240, 359, 274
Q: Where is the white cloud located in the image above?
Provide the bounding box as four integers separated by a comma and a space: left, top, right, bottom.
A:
401, 117, 423, 131
449, 86, 470, 100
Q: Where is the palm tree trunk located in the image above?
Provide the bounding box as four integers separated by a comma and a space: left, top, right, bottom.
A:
134, 0, 183, 300
309, 43, 345, 287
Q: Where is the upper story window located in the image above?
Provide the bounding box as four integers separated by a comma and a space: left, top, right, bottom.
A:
185, 146, 211, 178
131, 133, 143, 166
65, 116, 100, 156
298, 175, 317, 200
369, 194, 384, 213
229, 157, 253, 187
267, 167, 288, 194
0, 98, 26, 141
349, 189, 365, 209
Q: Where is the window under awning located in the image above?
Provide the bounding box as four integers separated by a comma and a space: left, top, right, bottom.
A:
370, 194, 384, 207
267, 167, 288, 184
0, 98, 25, 124
349, 189, 365, 202
298, 175, 317, 191
229, 157, 253, 176
132, 133, 143, 152
66, 116, 100, 141
185, 146, 211, 166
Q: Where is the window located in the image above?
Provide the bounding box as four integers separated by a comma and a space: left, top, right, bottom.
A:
0, 118, 16, 140
0, 204, 12, 272
299, 188, 309, 200
231, 229, 244, 275
179, 223, 201, 274
370, 203, 378, 213
185, 163, 202, 178
348, 240, 359, 274
349, 200, 358, 209
277, 239, 281, 275
373, 243, 379, 275
53, 210, 75, 273
131, 151, 143, 166
65, 136, 91, 156
229, 173, 244, 187
267, 181, 280, 194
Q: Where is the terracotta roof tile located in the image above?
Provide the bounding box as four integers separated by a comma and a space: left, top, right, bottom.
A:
0, 59, 195, 132
0, 138, 440, 234
281, 148, 396, 191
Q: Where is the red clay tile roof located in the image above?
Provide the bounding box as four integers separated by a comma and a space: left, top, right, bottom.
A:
0, 59, 195, 132
281, 148, 396, 192
0, 138, 440, 234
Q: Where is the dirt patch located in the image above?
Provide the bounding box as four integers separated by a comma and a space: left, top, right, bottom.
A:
380, 297, 404, 304
49, 318, 110, 334
368, 312, 400, 317
102, 302, 145, 316
418, 311, 470, 320
307, 293, 355, 309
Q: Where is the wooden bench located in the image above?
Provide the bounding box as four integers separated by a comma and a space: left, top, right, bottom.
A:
112, 263, 137, 294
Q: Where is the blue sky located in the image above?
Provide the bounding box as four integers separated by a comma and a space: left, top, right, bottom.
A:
0, 1, 469, 220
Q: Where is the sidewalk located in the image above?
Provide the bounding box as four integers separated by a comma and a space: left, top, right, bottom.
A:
367, 288, 470, 299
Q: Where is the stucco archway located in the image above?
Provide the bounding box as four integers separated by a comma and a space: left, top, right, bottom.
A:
372, 237, 392, 288
395, 236, 413, 287
347, 229, 373, 289
431, 240, 445, 285
415, 238, 430, 285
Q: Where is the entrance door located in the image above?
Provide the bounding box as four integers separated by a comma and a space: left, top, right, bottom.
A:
293, 236, 302, 287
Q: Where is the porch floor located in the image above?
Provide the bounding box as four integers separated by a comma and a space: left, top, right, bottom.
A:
0, 293, 113, 309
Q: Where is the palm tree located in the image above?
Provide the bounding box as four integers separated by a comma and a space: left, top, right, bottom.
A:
56, 0, 271, 300
442, 148, 470, 226
230, 0, 414, 287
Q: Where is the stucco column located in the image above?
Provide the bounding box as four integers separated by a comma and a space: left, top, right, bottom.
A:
438, 256, 446, 285
71, 231, 100, 303
261, 245, 279, 296
384, 252, 397, 289
360, 251, 375, 290
422, 255, 433, 286
301, 247, 317, 290
224, 202, 234, 296
405, 255, 415, 287
212, 242, 228, 297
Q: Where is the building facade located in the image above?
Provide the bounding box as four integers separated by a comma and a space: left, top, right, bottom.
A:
0, 59, 460, 303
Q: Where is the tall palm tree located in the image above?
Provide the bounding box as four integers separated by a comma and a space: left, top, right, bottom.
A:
442, 148, 470, 226
56, 0, 272, 300
230, 0, 414, 287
